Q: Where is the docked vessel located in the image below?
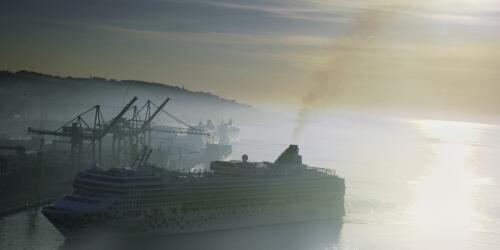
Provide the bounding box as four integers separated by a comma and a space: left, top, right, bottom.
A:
217, 119, 240, 144
149, 119, 239, 170
42, 145, 345, 238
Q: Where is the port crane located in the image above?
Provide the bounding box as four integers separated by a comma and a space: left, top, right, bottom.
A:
27, 97, 138, 167
109, 98, 170, 166
148, 101, 210, 137
27, 96, 210, 169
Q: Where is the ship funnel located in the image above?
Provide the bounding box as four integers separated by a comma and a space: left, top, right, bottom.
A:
274, 145, 302, 165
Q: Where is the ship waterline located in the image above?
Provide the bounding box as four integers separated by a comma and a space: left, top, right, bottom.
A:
42, 145, 345, 238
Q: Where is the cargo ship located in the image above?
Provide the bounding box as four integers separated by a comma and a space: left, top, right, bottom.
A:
42, 145, 345, 238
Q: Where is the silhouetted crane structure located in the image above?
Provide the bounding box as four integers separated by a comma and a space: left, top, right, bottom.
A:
149, 101, 210, 137
27, 96, 212, 170
150, 126, 209, 136
109, 98, 170, 166
28, 97, 138, 168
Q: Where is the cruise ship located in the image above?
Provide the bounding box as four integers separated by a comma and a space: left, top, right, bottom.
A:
42, 145, 345, 238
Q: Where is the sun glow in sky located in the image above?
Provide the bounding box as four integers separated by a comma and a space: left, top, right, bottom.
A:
2, 0, 500, 115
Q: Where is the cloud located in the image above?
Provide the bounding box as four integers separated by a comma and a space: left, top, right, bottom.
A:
93, 25, 333, 48
4, 0, 500, 120
200, 0, 351, 23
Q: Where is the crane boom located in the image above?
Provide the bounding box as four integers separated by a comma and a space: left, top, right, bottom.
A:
99, 96, 137, 138
27, 127, 94, 139
157, 108, 193, 128
28, 127, 66, 137
140, 98, 170, 132
151, 126, 209, 136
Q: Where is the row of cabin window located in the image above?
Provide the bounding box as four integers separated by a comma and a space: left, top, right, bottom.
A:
64, 196, 100, 204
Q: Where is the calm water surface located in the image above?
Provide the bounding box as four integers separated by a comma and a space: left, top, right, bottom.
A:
2, 115, 500, 249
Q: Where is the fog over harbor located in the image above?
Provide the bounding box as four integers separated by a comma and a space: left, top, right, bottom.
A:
2, 114, 500, 249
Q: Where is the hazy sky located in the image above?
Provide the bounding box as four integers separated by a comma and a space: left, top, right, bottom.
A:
2, 0, 500, 116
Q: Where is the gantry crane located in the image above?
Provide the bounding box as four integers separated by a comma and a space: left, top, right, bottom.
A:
28, 97, 138, 167
27, 96, 207, 169
109, 98, 170, 166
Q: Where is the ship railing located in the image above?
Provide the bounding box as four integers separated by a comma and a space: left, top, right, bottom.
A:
306, 166, 336, 176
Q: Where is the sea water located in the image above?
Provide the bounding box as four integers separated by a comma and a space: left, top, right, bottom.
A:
1, 114, 500, 250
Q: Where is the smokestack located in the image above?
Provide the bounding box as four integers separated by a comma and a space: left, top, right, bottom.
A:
275, 145, 302, 165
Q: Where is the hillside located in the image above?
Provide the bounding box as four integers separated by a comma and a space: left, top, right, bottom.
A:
0, 70, 270, 139
0, 70, 255, 124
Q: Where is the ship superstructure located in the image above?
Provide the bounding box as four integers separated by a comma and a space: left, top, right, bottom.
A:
42, 145, 345, 238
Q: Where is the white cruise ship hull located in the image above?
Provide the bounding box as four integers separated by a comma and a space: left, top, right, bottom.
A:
43, 199, 344, 239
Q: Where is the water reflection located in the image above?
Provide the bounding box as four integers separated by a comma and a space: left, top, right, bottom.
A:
4, 118, 500, 249
58, 220, 343, 250
25, 208, 39, 239
411, 120, 487, 248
